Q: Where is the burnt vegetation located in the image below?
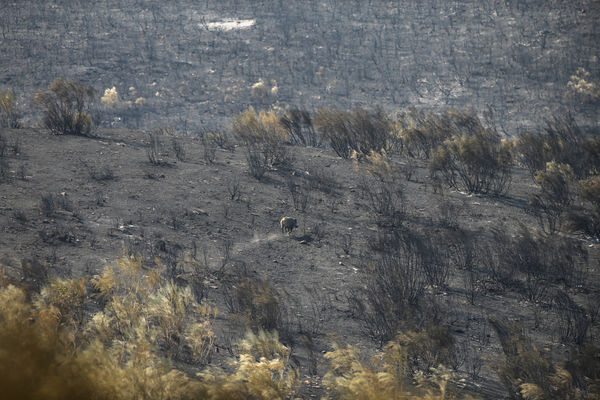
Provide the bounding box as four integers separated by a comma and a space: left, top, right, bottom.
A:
1, 1, 600, 399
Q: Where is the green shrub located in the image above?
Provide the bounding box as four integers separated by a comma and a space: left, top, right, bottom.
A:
430, 125, 513, 195
0, 90, 21, 128
33, 78, 96, 136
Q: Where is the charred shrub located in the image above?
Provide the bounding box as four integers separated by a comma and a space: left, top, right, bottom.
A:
486, 225, 586, 301
82, 160, 116, 182
287, 177, 312, 214
39, 192, 72, 217
552, 289, 590, 345
227, 175, 242, 201
314, 107, 392, 159
245, 146, 267, 181
529, 162, 575, 235
515, 114, 596, 180
147, 132, 168, 166
224, 273, 288, 334
352, 230, 437, 345
569, 174, 600, 237
399, 109, 471, 159
200, 135, 217, 164
430, 120, 513, 195
280, 108, 321, 147
357, 151, 406, 228
33, 78, 95, 136
490, 318, 590, 400
171, 137, 186, 162
20, 258, 49, 294
361, 179, 405, 228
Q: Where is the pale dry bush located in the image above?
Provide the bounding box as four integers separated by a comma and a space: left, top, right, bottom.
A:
0, 89, 21, 128
232, 107, 291, 167
567, 68, 600, 103
0, 283, 200, 399
197, 330, 298, 400
35, 277, 87, 328
0, 257, 312, 399
251, 78, 269, 99
324, 336, 476, 400
91, 256, 217, 362
399, 109, 478, 159
101, 87, 119, 107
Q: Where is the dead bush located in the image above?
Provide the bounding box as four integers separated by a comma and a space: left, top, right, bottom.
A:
529, 161, 575, 235
553, 289, 590, 345
0, 157, 8, 183
280, 108, 321, 147
33, 78, 95, 136
147, 132, 169, 165
569, 174, 600, 237
245, 146, 267, 180
227, 175, 242, 201
490, 318, 584, 400
171, 137, 186, 162
360, 178, 405, 228
20, 258, 49, 294
224, 273, 288, 334
287, 177, 313, 214
486, 225, 586, 301
398, 324, 456, 376
82, 160, 116, 182
314, 107, 392, 159
324, 334, 466, 399
197, 330, 298, 399
200, 133, 218, 164
0, 257, 216, 399
352, 230, 437, 344
430, 121, 513, 195
399, 109, 471, 159
355, 151, 406, 228
515, 114, 594, 180
39, 192, 72, 217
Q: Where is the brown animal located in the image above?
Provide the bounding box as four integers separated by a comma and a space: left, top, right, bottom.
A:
280, 217, 298, 235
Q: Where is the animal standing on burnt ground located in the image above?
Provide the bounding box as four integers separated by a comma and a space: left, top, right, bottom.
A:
280, 217, 298, 235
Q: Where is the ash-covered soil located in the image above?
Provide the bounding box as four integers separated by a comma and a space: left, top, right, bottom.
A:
1, 127, 598, 398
